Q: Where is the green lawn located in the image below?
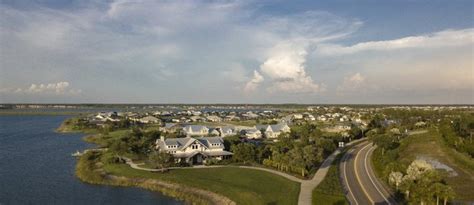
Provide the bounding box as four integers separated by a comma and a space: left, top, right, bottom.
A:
312, 153, 348, 205
396, 129, 474, 201
104, 163, 300, 205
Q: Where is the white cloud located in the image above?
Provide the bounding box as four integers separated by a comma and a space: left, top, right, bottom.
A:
244, 70, 264, 93
1, 82, 82, 95
316, 28, 474, 56
244, 11, 361, 94
257, 41, 322, 93
337, 73, 367, 93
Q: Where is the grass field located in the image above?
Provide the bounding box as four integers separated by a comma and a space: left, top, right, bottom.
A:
312, 153, 348, 205
104, 163, 300, 205
396, 129, 474, 201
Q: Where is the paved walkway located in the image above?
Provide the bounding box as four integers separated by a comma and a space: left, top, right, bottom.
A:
121, 138, 367, 205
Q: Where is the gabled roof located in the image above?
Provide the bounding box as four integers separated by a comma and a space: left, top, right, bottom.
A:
184, 125, 209, 132
159, 136, 225, 150
270, 123, 290, 132
221, 126, 235, 133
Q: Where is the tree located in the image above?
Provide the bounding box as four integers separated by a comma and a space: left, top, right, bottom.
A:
148, 151, 174, 171
231, 143, 257, 163
389, 171, 403, 190
439, 184, 455, 205
372, 134, 399, 155
349, 125, 363, 139
432, 182, 445, 205
223, 135, 241, 150
406, 160, 433, 179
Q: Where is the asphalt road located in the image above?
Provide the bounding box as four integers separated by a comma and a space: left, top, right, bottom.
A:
340, 141, 397, 205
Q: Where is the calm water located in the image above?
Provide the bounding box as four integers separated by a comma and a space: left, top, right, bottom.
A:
0, 115, 182, 205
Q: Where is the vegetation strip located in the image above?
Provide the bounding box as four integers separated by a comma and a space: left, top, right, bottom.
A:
76, 151, 234, 205
312, 151, 348, 205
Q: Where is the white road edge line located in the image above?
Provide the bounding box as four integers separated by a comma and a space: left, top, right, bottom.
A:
343, 149, 359, 205
363, 144, 391, 205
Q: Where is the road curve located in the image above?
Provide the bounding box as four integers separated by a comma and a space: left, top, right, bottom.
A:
340, 142, 397, 205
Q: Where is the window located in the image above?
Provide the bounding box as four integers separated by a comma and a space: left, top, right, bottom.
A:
192, 145, 198, 149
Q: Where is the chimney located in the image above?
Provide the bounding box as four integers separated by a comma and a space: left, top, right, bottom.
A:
160, 136, 165, 142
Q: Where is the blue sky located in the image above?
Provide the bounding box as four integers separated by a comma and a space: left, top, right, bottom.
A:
1, 0, 473, 104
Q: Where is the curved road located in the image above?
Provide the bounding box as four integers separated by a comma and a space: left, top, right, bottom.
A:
340, 142, 397, 205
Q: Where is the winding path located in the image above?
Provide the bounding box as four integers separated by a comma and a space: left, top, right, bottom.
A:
121, 138, 366, 205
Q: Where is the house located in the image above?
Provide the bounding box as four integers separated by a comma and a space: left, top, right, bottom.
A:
256, 123, 291, 138
208, 128, 221, 136
160, 123, 180, 133
220, 126, 237, 137
206, 115, 222, 122
138, 116, 160, 124
155, 136, 233, 165
293, 114, 304, 120
324, 124, 351, 133
190, 116, 205, 122
183, 125, 209, 136
241, 128, 262, 139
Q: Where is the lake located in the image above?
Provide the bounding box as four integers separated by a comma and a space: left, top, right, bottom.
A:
0, 115, 182, 205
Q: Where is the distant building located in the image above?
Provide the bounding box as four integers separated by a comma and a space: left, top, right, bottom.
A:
183, 125, 209, 136
241, 128, 262, 139
220, 126, 237, 137
256, 123, 291, 138
138, 116, 160, 124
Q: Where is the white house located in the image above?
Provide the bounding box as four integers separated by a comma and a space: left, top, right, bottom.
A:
256, 123, 291, 138
241, 128, 262, 139
220, 126, 237, 137
183, 125, 209, 136
155, 136, 233, 165
138, 116, 160, 124
293, 114, 304, 120
206, 115, 222, 122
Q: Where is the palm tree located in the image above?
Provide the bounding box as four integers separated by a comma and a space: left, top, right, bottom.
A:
431, 182, 445, 205
389, 171, 403, 190
439, 185, 455, 205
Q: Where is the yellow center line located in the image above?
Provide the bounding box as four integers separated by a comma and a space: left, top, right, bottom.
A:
354, 143, 375, 204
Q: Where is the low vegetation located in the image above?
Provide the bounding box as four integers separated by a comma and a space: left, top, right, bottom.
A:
75, 151, 218, 205
312, 153, 347, 205
371, 128, 474, 202
77, 150, 300, 205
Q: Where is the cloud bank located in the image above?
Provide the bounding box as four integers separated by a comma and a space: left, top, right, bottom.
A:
0, 0, 472, 103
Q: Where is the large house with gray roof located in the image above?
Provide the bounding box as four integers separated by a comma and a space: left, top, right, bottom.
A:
155, 136, 232, 165
256, 123, 291, 138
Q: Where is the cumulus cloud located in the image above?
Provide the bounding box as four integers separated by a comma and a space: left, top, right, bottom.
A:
1, 82, 82, 95
1, 0, 472, 103
244, 70, 264, 92
337, 73, 367, 93
244, 11, 361, 94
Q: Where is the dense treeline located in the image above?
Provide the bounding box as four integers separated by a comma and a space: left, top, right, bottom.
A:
229, 123, 361, 177
439, 114, 474, 158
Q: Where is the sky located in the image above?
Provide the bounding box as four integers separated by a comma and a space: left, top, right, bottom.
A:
0, 0, 473, 104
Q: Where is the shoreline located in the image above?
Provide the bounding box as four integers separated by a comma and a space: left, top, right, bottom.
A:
58, 116, 236, 205
76, 150, 235, 205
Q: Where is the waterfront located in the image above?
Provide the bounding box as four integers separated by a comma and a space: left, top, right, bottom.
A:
0, 115, 182, 205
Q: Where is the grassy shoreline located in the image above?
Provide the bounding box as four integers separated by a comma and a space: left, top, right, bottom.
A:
60, 117, 300, 205
76, 151, 231, 205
